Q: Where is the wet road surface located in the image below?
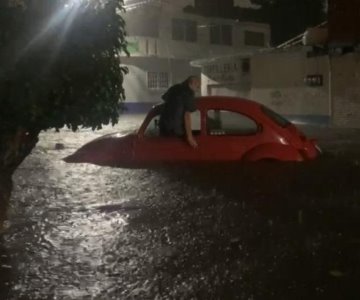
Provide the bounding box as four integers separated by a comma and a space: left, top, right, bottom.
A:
1, 117, 360, 299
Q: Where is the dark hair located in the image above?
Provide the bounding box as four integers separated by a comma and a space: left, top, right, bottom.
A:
183, 75, 200, 85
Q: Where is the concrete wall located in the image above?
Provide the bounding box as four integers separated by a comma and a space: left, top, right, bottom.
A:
249, 50, 360, 128
250, 49, 330, 125
331, 53, 360, 128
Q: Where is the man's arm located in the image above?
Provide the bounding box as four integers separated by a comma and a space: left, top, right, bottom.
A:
184, 112, 197, 148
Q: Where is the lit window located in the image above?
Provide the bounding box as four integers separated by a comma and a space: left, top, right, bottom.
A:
147, 72, 158, 89
147, 72, 170, 89
158, 72, 169, 89
244, 31, 265, 47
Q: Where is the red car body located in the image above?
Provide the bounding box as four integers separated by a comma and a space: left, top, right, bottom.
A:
64, 96, 320, 167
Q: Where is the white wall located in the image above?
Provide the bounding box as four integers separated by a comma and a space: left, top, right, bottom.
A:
122, 4, 270, 60
250, 49, 360, 128
122, 57, 200, 103
200, 54, 252, 98
234, 0, 259, 8
120, 0, 270, 110
331, 53, 360, 128
250, 49, 329, 117
195, 49, 331, 125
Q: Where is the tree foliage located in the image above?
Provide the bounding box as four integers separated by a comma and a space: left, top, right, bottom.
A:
0, 0, 128, 172
250, 0, 326, 45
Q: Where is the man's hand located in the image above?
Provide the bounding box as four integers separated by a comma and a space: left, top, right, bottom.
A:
187, 135, 198, 148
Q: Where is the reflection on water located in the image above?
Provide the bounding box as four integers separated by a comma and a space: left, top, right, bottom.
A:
1, 120, 360, 299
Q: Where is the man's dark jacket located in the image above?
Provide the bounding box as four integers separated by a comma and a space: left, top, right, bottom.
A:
159, 82, 196, 136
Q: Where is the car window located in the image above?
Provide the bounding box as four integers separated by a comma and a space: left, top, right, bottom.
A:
144, 114, 161, 137
207, 110, 258, 136
144, 110, 201, 137
191, 110, 201, 135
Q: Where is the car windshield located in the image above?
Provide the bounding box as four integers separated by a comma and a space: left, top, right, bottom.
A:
261, 106, 291, 128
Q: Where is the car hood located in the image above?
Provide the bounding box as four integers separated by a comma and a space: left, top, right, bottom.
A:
63, 132, 136, 167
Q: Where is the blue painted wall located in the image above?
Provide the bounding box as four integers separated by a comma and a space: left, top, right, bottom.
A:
122, 102, 158, 114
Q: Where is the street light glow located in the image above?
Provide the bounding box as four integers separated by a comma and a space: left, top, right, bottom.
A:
64, 0, 82, 9
15, 0, 81, 64
123, 0, 157, 10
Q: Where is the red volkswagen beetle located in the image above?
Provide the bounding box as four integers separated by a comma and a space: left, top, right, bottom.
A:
64, 96, 320, 167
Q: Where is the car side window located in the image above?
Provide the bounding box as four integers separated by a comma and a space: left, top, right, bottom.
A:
207, 110, 258, 136
144, 114, 161, 137
144, 110, 201, 137
191, 110, 201, 136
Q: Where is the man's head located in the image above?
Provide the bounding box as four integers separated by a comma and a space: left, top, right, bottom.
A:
185, 76, 200, 92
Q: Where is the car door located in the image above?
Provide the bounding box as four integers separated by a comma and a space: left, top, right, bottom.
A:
202, 109, 262, 161
134, 110, 203, 164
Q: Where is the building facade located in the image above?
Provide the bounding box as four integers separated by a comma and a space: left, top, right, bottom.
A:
195, 45, 360, 128
193, 0, 360, 128
120, 0, 270, 112
251, 48, 360, 128
250, 48, 331, 126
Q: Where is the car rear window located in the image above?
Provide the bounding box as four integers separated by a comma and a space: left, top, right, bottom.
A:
261, 106, 291, 128
207, 110, 258, 135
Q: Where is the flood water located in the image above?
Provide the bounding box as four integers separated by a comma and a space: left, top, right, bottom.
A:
1, 116, 360, 299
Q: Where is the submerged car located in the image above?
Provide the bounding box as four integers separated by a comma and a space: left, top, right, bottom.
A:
64, 96, 320, 167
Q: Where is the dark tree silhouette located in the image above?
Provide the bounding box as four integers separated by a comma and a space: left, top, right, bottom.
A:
0, 0, 128, 229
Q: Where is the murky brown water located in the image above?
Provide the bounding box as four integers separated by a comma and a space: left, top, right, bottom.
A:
1, 118, 360, 299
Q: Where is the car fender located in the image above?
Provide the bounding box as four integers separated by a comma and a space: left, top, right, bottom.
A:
242, 143, 304, 162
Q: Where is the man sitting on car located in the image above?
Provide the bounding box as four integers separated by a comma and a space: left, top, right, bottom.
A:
159, 76, 200, 148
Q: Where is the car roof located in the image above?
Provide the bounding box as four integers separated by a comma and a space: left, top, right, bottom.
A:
140, 96, 268, 134
196, 96, 261, 110
151, 96, 262, 113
